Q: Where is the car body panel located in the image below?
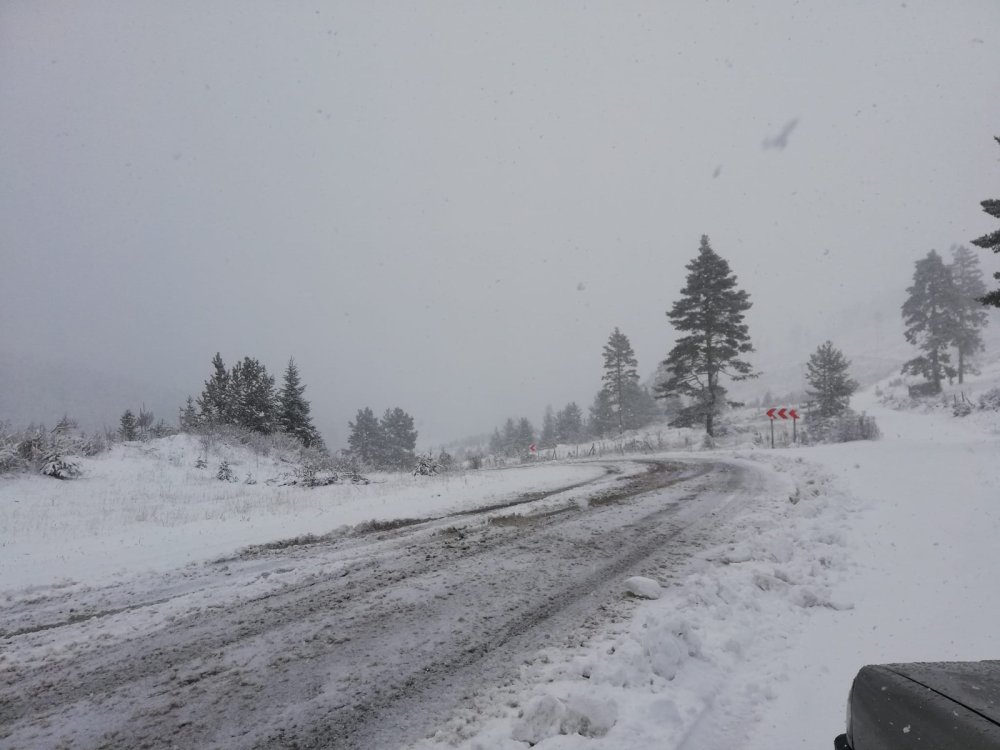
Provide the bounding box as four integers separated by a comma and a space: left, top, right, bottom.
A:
844, 661, 1000, 750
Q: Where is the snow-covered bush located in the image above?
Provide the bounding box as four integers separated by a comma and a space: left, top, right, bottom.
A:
804, 411, 880, 444
216, 460, 235, 482
0, 420, 93, 478
40, 449, 81, 480
978, 387, 1000, 411
413, 454, 441, 476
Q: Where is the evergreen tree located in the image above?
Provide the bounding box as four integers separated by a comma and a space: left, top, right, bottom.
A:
539, 406, 558, 448
588, 389, 616, 439
488, 428, 503, 456
901, 250, 959, 392
601, 327, 640, 436
278, 358, 324, 448
230, 357, 278, 434
196, 353, 232, 425
119, 409, 138, 441
805, 341, 859, 418
972, 136, 1000, 308
655, 235, 755, 436
381, 407, 418, 470
179, 396, 199, 432
348, 407, 383, 466
501, 417, 518, 457
622, 382, 660, 430
949, 245, 989, 383
556, 402, 584, 444
515, 417, 535, 453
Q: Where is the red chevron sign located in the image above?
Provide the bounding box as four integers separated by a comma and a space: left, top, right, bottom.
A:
767, 407, 800, 420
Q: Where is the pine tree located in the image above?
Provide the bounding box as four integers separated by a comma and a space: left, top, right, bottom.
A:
901, 250, 959, 392
601, 327, 640, 436
488, 428, 503, 456
348, 407, 383, 466
539, 406, 558, 448
655, 235, 755, 436
805, 341, 859, 418
278, 358, 324, 448
515, 417, 535, 453
230, 357, 278, 434
119, 409, 138, 441
501, 418, 518, 457
381, 407, 418, 470
196, 353, 232, 425
588, 389, 616, 439
179, 396, 199, 432
972, 136, 1000, 308
622, 382, 660, 430
556, 402, 584, 444
949, 245, 989, 383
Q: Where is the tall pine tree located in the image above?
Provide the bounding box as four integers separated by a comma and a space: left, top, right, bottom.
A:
805, 341, 858, 418
381, 407, 418, 470
655, 235, 755, 436
196, 353, 233, 425
539, 406, 558, 449
901, 250, 959, 392
588, 389, 616, 439
278, 358, 324, 448
972, 136, 1000, 308
230, 357, 278, 434
600, 328, 640, 436
348, 407, 383, 466
556, 402, 584, 444
949, 245, 989, 383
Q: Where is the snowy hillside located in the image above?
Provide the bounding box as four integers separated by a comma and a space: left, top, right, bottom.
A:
0, 434, 609, 592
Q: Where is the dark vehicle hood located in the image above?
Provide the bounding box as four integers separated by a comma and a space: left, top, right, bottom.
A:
886, 661, 1000, 724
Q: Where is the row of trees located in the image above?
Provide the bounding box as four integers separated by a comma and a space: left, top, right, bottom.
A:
346, 406, 418, 470
180, 354, 325, 449
901, 245, 989, 392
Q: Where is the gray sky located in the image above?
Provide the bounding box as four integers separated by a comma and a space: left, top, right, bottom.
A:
2, 1, 1000, 447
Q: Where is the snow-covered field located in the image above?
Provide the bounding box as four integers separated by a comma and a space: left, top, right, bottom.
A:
0, 435, 609, 592
4, 369, 1000, 748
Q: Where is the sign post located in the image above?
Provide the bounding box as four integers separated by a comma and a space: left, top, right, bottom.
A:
767, 407, 800, 446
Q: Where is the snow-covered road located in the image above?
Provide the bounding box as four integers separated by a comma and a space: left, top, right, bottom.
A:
0, 458, 771, 749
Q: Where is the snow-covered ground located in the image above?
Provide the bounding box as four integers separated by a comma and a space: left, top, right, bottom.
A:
0, 435, 609, 592
5, 367, 1000, 748
407, 372, 1000, 748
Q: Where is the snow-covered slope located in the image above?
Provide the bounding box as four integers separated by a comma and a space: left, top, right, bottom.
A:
0, 434, 607, 592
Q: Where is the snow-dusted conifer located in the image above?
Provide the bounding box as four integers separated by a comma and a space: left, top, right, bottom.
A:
539, 406, 558, 449
119, 409, 138, 441
179, 396, 199, 431
348, 407, 384, 466
278, 358, 324, 449
949, 245, 989, 383
805, 341, 858, 418
655, 235, 755, 436
601, 327, 640, 436
901, 250, 959, 392
381, 407, 418, 470
230, 357, 278, 434
972, 136, 1000, 308
556, 402, 584, 444
588, 390, 616, 439
197, 353, 232, 425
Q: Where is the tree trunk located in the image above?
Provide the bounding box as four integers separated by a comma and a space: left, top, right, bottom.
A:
958, 348, 965, 385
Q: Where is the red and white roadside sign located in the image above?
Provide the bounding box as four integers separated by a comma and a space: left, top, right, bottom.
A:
766, 407, 800, 446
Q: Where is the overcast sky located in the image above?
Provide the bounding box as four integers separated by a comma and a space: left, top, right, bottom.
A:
2, 1, 1000, 447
